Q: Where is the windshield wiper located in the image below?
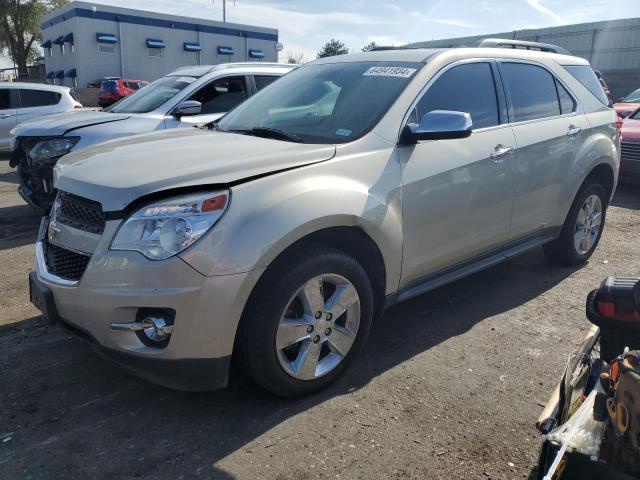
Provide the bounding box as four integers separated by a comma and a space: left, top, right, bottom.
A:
229, 127, 303, 143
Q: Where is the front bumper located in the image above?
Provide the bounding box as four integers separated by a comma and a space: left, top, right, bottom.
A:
31, 218, 265, 391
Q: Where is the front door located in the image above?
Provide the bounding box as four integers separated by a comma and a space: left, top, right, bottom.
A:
398, 61, 516, 288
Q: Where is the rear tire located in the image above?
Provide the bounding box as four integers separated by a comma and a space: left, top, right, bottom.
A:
237, 244, 374, 397
543, 181, 607, 266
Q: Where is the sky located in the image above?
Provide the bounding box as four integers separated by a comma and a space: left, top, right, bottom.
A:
2, 0, 640, 67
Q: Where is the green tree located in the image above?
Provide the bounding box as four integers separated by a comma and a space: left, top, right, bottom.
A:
0, 0, 68, 78
361, 41, 378, 52
317, 38, 348, 59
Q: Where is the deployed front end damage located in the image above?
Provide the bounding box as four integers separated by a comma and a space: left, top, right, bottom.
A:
10, 136, 79, 212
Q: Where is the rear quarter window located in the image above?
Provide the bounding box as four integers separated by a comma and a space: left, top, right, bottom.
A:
19, 89, 61, 108
564, 65, 609, 106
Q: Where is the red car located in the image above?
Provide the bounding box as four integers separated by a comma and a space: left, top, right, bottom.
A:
620, 109, 640, 184
98, 78, 149, 108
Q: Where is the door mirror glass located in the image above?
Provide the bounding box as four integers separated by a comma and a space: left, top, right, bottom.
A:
174, 100, 202, 117
401, 110, 472, 144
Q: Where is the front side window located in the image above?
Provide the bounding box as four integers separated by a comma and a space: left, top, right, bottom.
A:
501, 62, 561, 122
107, 75, 197, 114
219, 61, 422, 144
19, 89, 61, 108
188, 76, 248, 114
414, 62, 500, 130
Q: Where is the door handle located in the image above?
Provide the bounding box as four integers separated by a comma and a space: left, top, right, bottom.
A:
567, 125, 582, 137
0, 114, 11, 119
490, 145, 514, 163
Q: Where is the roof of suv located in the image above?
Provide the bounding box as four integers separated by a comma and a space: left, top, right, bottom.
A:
0, 81, 71, 92
311, 47, 589, 66
170, 62, 295, 78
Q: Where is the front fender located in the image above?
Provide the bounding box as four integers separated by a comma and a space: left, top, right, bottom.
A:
180, 154, 403, 295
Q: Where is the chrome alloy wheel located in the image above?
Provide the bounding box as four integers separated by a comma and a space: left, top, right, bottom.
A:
275, 274, 361, 380
574, 194, 603, 255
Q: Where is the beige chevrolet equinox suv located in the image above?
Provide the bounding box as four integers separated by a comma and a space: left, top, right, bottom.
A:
30, 45, 620, 397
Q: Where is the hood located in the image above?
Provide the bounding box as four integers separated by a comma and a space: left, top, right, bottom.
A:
12, 110, 131, 137
55, 128, 336, 211
622, 117, 640, 142
614, 102, 640, 118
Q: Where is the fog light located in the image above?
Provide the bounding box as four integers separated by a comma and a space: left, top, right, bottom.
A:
110, 308, 175, 348
142, 316, 174, 342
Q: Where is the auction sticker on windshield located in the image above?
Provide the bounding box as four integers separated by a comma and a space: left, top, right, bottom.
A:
363, 66, 417, 78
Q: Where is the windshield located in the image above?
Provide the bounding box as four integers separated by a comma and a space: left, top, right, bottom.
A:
106, 75, 197, 114
218, 61, 422, 144
624, 89, 640, 103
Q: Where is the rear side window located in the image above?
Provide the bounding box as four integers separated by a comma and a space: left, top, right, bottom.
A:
564, 65, 609, 106
415, 62, 500, 129
19, 89, 61, 108
501, 63, 560, 122
556, 80, 576, 114
254, 75, 279, 91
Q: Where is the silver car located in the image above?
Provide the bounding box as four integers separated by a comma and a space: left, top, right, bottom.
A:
30, 46, 619, 397
0, 82, 82, 153
10, 62, 294, 210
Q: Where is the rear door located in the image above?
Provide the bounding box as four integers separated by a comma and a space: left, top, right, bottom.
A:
0, 88, 18, 151
398, 60, 517, 286
16, 88, 63, 124
499, 61, 591, 240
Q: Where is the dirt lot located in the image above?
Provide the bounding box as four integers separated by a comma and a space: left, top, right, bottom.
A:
0, 158, 638, 480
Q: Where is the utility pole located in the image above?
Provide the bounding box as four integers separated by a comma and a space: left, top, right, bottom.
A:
213, 0, 227, 22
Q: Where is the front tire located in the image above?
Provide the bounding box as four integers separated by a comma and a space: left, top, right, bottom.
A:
237, 244, 374, 397
543, 181, 607, 265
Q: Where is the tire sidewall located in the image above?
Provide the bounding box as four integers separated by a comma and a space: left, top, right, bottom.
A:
565, 182, 607, 263
244, 249, 374, 397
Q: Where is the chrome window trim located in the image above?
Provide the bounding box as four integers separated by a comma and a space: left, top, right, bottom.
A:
397, 56, 584, 143
495, 58, 583, 126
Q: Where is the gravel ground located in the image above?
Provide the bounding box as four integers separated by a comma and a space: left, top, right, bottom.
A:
0, 158, 639, 480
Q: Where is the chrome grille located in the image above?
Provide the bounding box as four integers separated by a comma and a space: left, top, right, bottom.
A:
55, 192, 106, 235
621, 141, 640, 162
43, 241, 91, 282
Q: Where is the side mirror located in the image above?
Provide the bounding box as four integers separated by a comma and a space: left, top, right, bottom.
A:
401, 110, 473, 144
174, 100, 202, 117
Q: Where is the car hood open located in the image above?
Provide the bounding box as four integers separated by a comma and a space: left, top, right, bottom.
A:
12, 110, 131, 137
55, 128, 337, 211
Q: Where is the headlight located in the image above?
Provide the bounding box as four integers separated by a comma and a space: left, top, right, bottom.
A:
29, 137, 80, 162
111, 190, 230, 260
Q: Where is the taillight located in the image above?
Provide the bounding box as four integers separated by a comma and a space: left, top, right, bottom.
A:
616, 115, 623, 140
74, 104, 83, 109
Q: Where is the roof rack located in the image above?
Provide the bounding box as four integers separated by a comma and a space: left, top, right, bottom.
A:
477, 38, 571, 55
370, 46, 420, 51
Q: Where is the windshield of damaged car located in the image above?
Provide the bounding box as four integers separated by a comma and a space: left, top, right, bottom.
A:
218, 61, 422, 144
624, 88, 640, 103
106, 75, 197, 114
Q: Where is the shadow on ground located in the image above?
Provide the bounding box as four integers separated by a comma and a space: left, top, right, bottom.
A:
0, 204, 41, 251
0, 248, 581, 480
611, 182, 640, 210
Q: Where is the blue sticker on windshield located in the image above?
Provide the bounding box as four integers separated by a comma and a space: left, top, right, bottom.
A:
336, 128, 352, 137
